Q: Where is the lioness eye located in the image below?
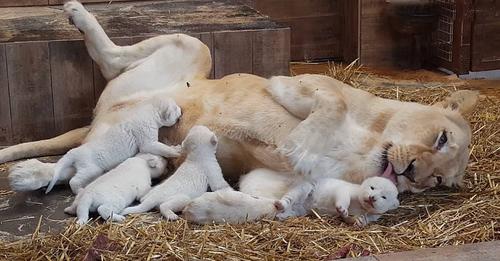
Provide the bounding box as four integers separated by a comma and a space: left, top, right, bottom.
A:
370, 186, 374, 190
436, 130, 448, 150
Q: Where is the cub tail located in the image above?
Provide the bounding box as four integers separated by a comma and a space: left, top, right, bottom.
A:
121, 197, 158, 215
182, 189, 278, 224
45, 152, 76, 194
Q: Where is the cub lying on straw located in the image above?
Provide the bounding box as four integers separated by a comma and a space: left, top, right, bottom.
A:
184, 168, 399, 226
45, 97, 182, 194
122, 125, 231, 220
64, 153, 167, 225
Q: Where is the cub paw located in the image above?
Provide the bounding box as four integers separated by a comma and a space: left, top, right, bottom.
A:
164, 213, 180, 221
274, 199, 289, 212
63, 1, 94, 33
353, 215, 368, 228
335, 205, 348, 217
64, 206, 77, 215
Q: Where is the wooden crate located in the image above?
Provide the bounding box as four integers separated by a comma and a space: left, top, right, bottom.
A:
0, 0, 290, 145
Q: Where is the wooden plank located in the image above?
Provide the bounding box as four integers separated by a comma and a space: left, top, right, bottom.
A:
50, 41, 94, 135
276, 15, 342, 61
6, 42, 54, 143
471, 0, 500, 71
252, 29, 290, 77
0, 0, 47, 7
255, 0, 340, 20
0, 44, 12, 145
199, 32, 215, 79
342, 0, 360, 63
48, 0, 143, 5
213, 31, 253, 78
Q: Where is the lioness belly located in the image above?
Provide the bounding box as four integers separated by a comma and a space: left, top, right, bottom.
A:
159, 74, 300, 180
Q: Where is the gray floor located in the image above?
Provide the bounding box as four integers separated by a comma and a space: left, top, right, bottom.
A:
0, 157, 74, 240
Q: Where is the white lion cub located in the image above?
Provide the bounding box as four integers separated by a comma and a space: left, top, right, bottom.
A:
64, 153, 167, 225
45, 97, 182, 194
121, 125, 231, 220
276, 176, 400, 227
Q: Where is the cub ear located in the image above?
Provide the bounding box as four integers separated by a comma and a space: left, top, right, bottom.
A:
147, 158, 158, 168
433, 90, 479, 115
210, 135, 218, 146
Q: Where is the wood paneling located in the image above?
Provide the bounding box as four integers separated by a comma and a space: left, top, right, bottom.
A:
471, 0, 500, 71
0, 0, 47, 7
6, 42, 55, 143
253, 29, 290, 77
342, 0, 360, 63
254, 0, 342, 61
198, 33, 215, 79
213, 31, 253, 78
50, 41, 94, 135
0, 45, 11, 146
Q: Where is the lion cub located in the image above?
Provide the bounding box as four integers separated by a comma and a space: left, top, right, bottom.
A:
121, 125, 231, 220
45, 97, 182, 194
276, 176, 400, 227
64, 153, 167, 225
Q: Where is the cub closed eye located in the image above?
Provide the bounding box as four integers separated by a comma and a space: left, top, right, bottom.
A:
382, 196, 386, 199
370, 186, 374, 190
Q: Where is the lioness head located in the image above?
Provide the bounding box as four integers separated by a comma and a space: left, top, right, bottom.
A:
379, 90, 478, 192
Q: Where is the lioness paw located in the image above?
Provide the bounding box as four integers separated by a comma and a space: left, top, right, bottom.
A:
63, 1, 95, 33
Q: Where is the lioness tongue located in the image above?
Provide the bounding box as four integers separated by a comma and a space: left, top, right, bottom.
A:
380, 162, 397, 185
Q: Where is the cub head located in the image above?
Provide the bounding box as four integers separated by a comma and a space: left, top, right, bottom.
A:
359, 177, 399, 214
137, 153, 167, 178
153, 97, 182, 127
379, 90, 478, 193
182, 125, 218, 154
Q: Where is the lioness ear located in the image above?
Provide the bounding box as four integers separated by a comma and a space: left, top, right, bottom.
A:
433, 90, 479, 115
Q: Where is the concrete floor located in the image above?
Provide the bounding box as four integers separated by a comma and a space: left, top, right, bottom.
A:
0, 157, 74, 240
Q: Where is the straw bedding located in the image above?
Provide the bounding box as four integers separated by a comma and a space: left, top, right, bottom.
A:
0, 65, 498, 260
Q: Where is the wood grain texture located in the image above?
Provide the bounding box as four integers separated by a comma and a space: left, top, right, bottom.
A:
471, 0, 500, 71
213, 31, 253, 78
48, 0, 141, 5
252, 29, 290, 77
198, 32, 215, 79
0, 0, 47, 7
342, 0, 360, 63
254, 0, 342, 61
0, 44, 12, 145
50, 41, 94, 135
6, 42, 55, 143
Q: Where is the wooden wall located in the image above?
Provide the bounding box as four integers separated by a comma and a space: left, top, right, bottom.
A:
251, 0, 343, 61
471, 0, 500, 71
0, 0, 145, 7
0, 29, 289, 146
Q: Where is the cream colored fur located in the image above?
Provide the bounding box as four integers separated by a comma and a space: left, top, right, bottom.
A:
45, 96, 181, 194
0, 1, 477, 204
121, 125, 230, 220
64, 153, 167, 225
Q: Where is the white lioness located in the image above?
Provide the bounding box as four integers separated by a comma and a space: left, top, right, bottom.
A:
0, 1, 478, 222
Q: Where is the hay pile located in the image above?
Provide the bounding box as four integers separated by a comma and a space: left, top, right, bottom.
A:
1, 67, 499, 260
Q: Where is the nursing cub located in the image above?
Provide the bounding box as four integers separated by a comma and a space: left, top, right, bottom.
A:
122, 125, 231, 220
184, 169, 399, 226
64, 153, 167, 225
45, 97, 182, 194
